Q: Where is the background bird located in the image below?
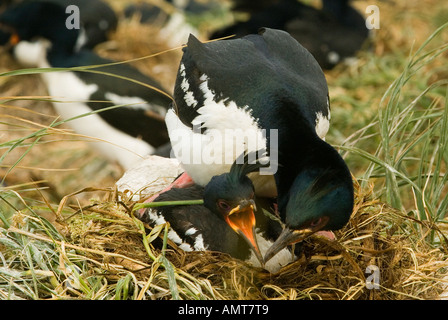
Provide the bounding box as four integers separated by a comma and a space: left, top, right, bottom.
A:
1, 0, 118, 49
123, 0, 205, 48
48, 0, 118, 50
210, 0, 370, 70
0, 0, 173, 170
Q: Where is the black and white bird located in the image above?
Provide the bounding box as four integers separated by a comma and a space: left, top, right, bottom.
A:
0, 1, 172, 169
48, 0, 118, 50
2, 0, 118, 50
141, 155, 293, 272
124, 0, 221, 24
164, 28, 354, 264
211, 0, 370, 70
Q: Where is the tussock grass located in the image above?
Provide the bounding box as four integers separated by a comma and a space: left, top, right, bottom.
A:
340, 22, 448, 226
1, 0, 448, 300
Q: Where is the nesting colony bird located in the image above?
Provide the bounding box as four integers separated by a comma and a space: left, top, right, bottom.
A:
164, 28, 354, 264
123, 0, 200, 48
48, 0, 118, 49
141, 155, 293, 272
211, 0, 370, 70
0, 1, 172, 169
1, 0, 118, 49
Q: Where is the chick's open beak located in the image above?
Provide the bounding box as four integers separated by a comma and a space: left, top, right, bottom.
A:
224, 199, 264, 266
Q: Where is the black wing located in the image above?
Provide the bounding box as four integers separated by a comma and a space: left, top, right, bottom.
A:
174, 28, 328, 132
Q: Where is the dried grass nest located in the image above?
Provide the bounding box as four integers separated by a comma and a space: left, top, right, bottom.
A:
58, 179, 448, 300
2, 0, 448, 300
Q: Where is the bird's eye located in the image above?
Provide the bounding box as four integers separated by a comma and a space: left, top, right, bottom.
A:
218, 200, 230, 210
310, 217, 322, 228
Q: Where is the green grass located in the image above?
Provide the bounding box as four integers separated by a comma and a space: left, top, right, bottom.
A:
334, 23, 448, 241
0, 190, 225, 300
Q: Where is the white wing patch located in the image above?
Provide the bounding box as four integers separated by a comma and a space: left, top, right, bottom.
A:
179, 63, 198, 108
314, 96, 330, 140
314, 111, 330, 140
167, 72, 268, 186
184, 227, 198, 236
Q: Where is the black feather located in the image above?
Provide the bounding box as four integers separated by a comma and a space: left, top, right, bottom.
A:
228, 150, 269, 185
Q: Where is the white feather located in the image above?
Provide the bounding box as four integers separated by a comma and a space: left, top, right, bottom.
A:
193, 234, 207, 251
179, 63, 198, 108
43, 74, 154, 170
314, 97, 331, 140
315, 111, 330, 140
167, 74, 268, 186
104, 92, 167, 117
146, 209, 196, 252
247, 231, 295, 273
184, 227, 198, 236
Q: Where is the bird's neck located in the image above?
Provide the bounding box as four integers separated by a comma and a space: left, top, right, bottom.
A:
274, 129, 344, 215
46, 43, 78, 68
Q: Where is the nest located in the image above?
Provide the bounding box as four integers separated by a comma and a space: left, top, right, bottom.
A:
2, 0, 448, 300
57, 179, 448, 300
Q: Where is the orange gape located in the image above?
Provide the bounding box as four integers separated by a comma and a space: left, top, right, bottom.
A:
9, 33, 20, 45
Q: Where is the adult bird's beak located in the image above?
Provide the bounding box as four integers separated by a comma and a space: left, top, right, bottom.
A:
263, 227, 313, 264
224, 199, 264, 266
264, 216, 329, 264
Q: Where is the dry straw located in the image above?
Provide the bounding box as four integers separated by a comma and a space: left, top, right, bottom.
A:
44, 179, 448, 300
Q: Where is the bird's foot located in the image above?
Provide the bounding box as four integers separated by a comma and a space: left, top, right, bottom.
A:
314, 230, 336, 241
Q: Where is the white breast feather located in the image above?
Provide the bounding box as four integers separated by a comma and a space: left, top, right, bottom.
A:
315, 111, 330, 140
247, 231, 294, 273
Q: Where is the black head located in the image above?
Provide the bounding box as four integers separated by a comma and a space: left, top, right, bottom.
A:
57, 0, 118, 49
322, 0, 367, 29
203, 152, 268, 265
264, 140, 354, 263
0, 1, 79, 50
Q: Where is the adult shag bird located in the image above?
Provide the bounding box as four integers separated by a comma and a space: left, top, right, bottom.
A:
2, 0, 118, 50
211, 0, 370, 70
48, 0, 118, 49
0, 1, 172, 169
165, 28, 354, 264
